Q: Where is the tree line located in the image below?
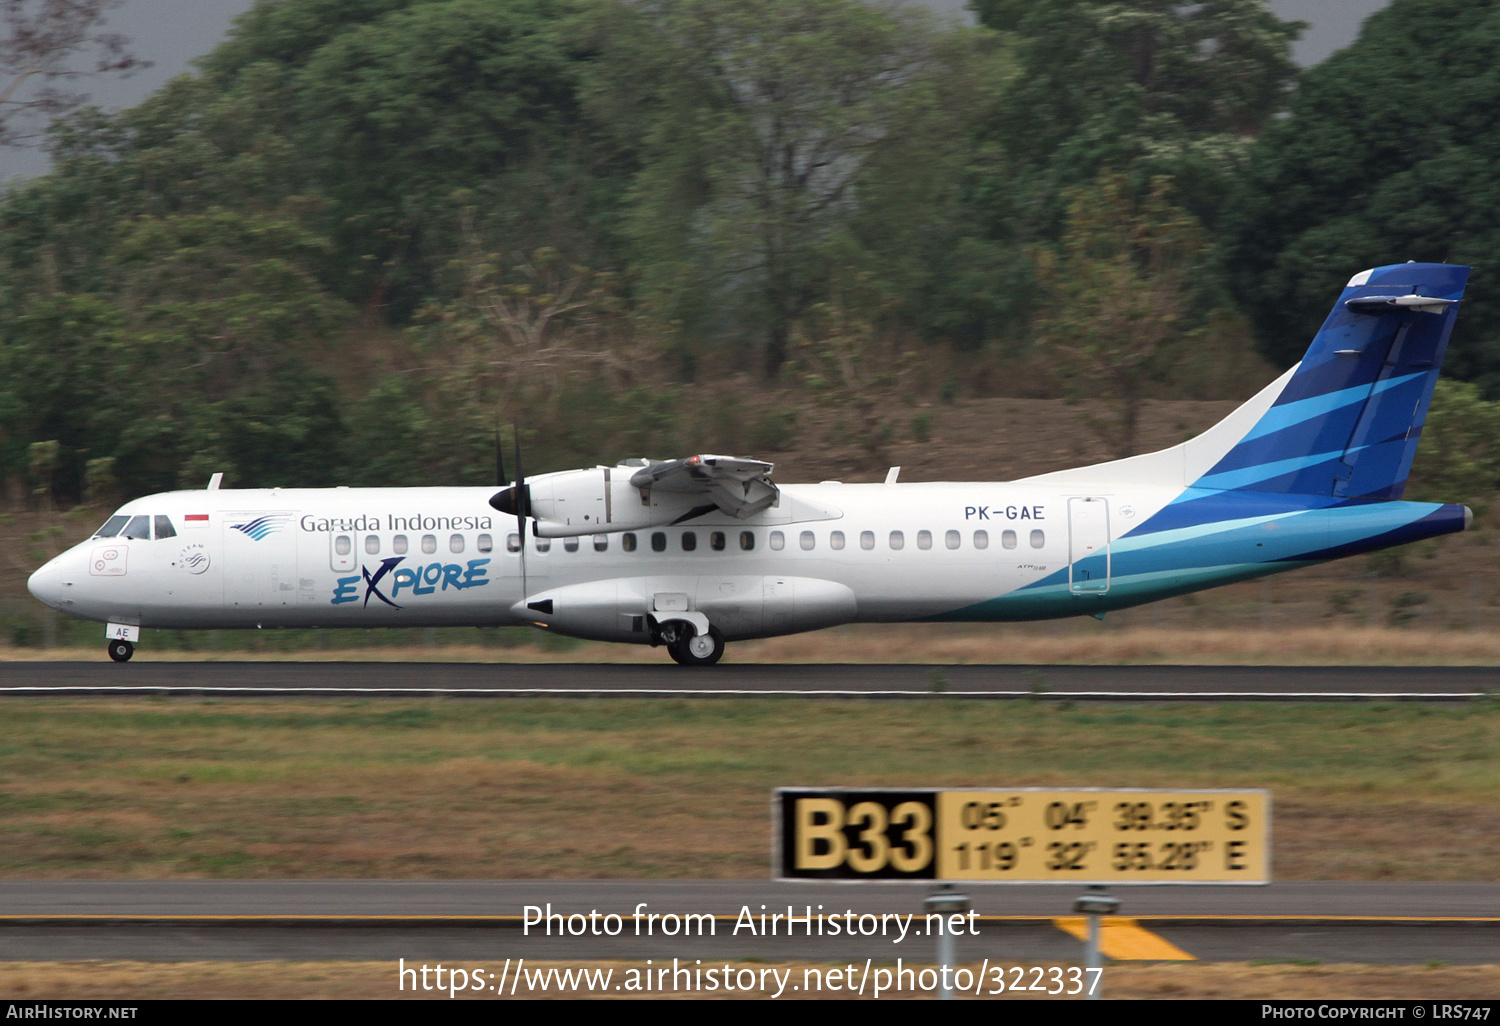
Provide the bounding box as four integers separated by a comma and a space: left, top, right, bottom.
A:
3, 0, 1500, 506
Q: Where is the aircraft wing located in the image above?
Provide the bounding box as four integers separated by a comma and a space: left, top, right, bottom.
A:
628, 455, 778, 519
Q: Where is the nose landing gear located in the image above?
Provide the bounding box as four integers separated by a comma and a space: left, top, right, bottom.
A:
107, 639, 134, 663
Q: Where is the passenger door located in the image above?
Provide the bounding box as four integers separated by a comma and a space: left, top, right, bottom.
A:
1067, 497, 1111, 594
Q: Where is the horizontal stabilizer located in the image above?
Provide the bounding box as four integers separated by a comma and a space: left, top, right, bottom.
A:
1345, 294, 1455, 316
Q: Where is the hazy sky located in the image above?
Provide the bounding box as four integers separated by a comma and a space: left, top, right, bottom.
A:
0, 0, 1393, 183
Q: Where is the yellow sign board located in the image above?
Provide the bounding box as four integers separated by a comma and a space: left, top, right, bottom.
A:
774, 788, 1268, 884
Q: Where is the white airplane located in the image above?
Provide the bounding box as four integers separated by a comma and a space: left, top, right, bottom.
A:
29, 262, 1475, 665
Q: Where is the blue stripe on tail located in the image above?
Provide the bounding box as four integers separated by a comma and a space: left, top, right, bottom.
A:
1195, 263, 1469, 500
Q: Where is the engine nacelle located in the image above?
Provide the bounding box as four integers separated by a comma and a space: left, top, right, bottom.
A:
497, 466, 715, 537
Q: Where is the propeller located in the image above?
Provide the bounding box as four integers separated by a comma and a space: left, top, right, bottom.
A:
513, 432, 527, 603
487, 428, 529, 602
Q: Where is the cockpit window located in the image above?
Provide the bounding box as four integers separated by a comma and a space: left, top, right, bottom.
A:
95, 515, 129, 538
121, 515, 152, 540
154, 516, 177, 540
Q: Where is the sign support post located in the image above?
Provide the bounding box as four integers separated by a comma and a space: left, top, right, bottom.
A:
923, 885, 969, 1000
1075, 886, 1119, 1000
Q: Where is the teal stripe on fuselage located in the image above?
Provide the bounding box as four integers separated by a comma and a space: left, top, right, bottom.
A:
926, 561, 1307, 622
927, 494, 1454, 623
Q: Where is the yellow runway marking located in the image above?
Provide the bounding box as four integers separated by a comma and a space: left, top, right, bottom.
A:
1052, 916, 1195, 961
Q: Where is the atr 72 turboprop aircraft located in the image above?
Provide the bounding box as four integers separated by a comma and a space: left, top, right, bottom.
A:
28, 262, 1476, 665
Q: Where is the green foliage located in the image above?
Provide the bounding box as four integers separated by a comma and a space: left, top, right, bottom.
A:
1031, 174, 1207, 457
1224, 0, 1500, 389
0, 209, 350, 498
0, 0, 1448, 506
789, 278, 916, 468
1408, 379, 1500, 512
911, 413, 933, 443
590, 0, 1003, 374
1389, 590, 1430, 627
970, 0, 1303, 233
294, 0, 614, 313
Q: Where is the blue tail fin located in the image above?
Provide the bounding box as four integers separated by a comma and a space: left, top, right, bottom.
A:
1193, 262, 1469, 500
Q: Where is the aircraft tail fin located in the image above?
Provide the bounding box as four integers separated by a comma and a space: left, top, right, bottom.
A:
1190, 262, 1469, 500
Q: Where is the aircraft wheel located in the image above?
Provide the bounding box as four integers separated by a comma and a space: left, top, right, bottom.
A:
669, 626, 724, 667
107, 639, 134, 663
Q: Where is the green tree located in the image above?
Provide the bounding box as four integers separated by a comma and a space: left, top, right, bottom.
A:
0, 209, 350, 497
1224, 0, 1500, 390
591, 0, 970, 376
969, 0, 1302, 234
1408, 379, 1500, 513
1031, 174, 1205, 458
294, 0, 617, 316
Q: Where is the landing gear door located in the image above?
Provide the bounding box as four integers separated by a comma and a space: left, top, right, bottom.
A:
1068, 496, 1110, 595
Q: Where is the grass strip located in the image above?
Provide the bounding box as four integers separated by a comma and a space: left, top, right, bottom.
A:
0, 698, 1494, 879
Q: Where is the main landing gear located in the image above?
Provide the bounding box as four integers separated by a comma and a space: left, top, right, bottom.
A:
107, 639, 134, 663
665, 625, 726, 667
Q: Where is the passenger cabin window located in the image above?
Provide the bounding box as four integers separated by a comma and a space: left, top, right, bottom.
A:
506, 534, 521, 553
974, 530, 989, 549
1030, 529, 1045, 548
535, 536, 550, 553
394, 535, 409, 555
334, 535, 352, 556
476, 534, 492, 553
593, 535, 609, 552
450, 534, 464, 553
563, 537, 579, 553
365, 535, 380, 555
800, 530, 815, 550
651, 531, 667, 552
681, 531, 697, 552
830, 531, 845, 550
860, 530, 875, 550
710, 531, 726, 551
422, 535, 437, 554
769, 530, 785, 551
95, 515, 129, 538
1002, 529, 1017, 550
889, 530, 904, 550
917, 530, 932, 550
739, 531, 755, 551
154, 516, 177, 540
945, 530, 960, 550
122, 515, 151, 540
623, 533, 637, 552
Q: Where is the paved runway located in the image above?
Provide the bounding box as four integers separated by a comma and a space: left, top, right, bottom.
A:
1, 881, 1495, 963
7, 880, 1499, 918
0, 662, 1491, 699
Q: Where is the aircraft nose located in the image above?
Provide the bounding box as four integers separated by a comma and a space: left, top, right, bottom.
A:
27, 559, 61, 608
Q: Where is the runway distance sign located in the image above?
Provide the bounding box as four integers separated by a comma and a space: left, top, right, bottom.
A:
773, 788, 1269, 884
